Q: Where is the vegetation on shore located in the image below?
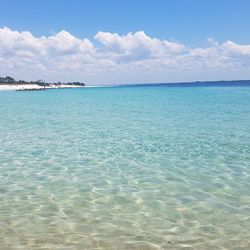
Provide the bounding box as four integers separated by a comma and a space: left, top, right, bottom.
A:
0, 76, 85, 86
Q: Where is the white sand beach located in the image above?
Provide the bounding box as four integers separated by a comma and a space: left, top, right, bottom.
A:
0, 84, 84, 91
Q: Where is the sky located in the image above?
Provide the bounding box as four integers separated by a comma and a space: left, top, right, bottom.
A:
0, 0, 250, 85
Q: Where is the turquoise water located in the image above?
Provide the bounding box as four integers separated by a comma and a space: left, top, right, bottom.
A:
0, 85, 250, 249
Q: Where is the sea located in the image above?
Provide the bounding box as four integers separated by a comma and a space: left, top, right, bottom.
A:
0, 82, 250, 249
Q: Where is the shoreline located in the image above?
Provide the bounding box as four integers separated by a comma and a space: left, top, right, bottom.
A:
0, 84, 84, 91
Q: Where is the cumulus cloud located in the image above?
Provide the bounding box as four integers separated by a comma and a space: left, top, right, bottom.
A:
95, 31, 185, 54
94, 31, 186, 64
222, 41, 250, 55
0, 27, 250, 84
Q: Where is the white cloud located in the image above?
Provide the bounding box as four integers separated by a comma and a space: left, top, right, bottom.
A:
0, 27, 250, 84
222, 41, 250, 55
95, 31, 185, 63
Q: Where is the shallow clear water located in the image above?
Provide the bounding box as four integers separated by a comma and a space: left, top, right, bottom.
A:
0, 85, 250, 249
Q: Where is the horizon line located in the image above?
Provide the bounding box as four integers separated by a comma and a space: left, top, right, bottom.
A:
88, 79, 250, 87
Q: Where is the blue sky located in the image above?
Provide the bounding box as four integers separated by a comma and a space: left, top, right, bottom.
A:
1, 0, 250, 84
2, 0, 250, 45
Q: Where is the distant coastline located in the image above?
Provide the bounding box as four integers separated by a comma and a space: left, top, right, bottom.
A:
101, 79, 250, 88
1, 75, 250, 91
0, 76, 85, 91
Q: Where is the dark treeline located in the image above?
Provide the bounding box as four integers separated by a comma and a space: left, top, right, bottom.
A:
0, 76, 85, 86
